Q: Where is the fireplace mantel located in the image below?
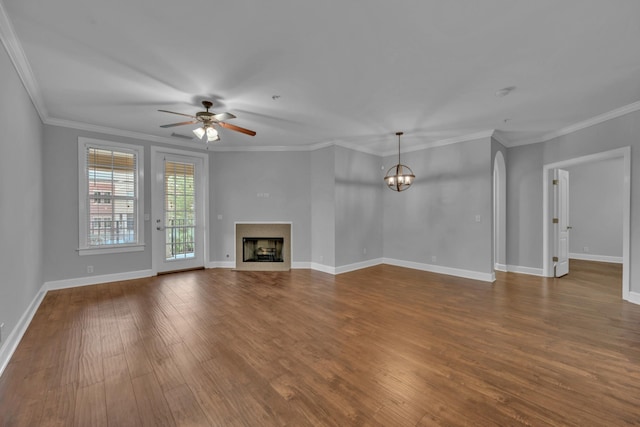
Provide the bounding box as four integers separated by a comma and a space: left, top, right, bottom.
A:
235, 223, 291, 271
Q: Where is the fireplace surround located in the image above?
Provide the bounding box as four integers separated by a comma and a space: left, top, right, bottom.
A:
235, 223, 291, 271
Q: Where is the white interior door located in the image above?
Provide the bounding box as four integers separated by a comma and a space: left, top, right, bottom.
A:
153, 152, 205, 273
554, 169, 570, 277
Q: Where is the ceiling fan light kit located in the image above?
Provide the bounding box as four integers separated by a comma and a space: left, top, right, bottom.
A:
159, 100, 255, 145
384, 132, 415, 192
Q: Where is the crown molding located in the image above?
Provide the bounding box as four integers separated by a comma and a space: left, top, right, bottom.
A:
509, 100, 640, 147
490, 130, 511, 147
5, 0, 638, 157
0, 0, 48, 121
539, 100, 640, 143
379, 130, 495, 157
44, 117, 209, 149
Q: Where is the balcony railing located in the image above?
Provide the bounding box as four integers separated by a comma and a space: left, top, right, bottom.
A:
89, 219, 135, 245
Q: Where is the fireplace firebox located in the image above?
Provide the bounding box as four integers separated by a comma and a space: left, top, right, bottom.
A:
242, 237, 284, 262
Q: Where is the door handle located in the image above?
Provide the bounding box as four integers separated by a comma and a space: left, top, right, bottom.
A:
156, 219, 164, 231
156, 226, 165, 231
566, 226, 573, 230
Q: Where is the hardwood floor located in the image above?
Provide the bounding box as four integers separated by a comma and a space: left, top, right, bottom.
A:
1, 260, 639, 426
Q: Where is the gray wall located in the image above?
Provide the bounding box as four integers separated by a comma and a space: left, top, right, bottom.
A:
334, 146, 383, 267
0, 42, 44, 345
210, 151, 312, 264
566, 158, 623, 258
42, 125, 207, 281
506, 142, 544, 269
310, 146, 335, 266
506, 109, 640, 291
383, 137, 493, 274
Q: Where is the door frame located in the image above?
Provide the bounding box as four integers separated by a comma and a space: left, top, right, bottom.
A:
542, 147, 630, 299
493, 151, 507, 272
150, 146, 209, 275
552, 168, 570, 277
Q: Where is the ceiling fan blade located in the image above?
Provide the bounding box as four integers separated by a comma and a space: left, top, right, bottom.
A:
212, 112, 236, 121
219, 122, 256, 136
158, 109, 197, 119
160, 120, 198, 128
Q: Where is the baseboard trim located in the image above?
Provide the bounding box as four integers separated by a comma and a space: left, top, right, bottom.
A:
309, 262, 336, 275
382, 258, 494, 282
0, 284, 47, 378
335, 258, 384, 275
569, 253, 623, 264
495, 263, 508, 272
505, 265, 545, 276
207, 261, 234, 269
44, 269, 153, 291
626, 291, 640, 306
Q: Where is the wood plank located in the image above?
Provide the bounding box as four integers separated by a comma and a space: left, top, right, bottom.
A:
131, 373, 176, 427
73, 382, 107, 427
2, 260, 640, 425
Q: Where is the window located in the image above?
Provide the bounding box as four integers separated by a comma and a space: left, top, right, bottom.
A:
78, 138, 144, 255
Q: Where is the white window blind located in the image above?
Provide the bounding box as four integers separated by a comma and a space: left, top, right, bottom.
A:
78, 138, 144, 255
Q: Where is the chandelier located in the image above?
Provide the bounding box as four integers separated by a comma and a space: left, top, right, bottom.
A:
384, 132, 415, 192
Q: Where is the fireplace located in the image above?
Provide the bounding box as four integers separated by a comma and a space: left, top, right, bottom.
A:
235, 223, 291, 271
242, 237, 284, 262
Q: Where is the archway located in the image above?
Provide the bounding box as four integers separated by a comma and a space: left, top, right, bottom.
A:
493, 151, 507, 271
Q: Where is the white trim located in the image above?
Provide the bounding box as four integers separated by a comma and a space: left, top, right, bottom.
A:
538, 101, 640, 144
627, 292, 640, 306
379, 130, 494, 157
207, 261, 234, 269
49, 118, 207, 149
495, 263, 508, 272
150, 147, 209, 275
491, 131, 511, 147
335, 258, 384, 275
0, 284, 47, 378
0, 2, 48, 121
506, 265, 545, 276
509, 101, 640, 147
542, 147, 630, 301
569, 253, 623, 264
309, 263, 336, 275
45, 269, 153, 291
382, 258, 495, 282
78, 244, 145, 256
78, 137, 145, 253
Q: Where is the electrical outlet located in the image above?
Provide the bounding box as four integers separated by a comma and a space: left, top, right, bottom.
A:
431, 256, 437, 263
475, 215, 481, 223
87, 265, 94, 274
583, 246, 589, 253
363, 248, 367, 255
0, 323, 4, 344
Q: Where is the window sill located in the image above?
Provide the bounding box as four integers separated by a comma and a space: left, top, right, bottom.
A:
78, 244, 145, 256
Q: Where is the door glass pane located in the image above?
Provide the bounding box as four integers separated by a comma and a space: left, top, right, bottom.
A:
164, 160, 196, 260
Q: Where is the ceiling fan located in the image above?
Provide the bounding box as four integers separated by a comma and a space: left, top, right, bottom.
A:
159, 100, 256, 142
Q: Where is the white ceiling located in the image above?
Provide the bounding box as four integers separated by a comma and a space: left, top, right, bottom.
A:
2, 0, 640, 153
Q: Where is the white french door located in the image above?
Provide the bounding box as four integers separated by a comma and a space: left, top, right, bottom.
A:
152, 150, 206, 273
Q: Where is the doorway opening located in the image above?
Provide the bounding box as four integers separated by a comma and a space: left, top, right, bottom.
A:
151, 147, 209, 275
542, 147, 630, 301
